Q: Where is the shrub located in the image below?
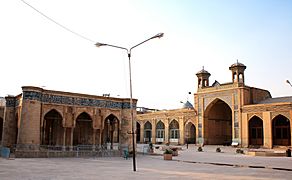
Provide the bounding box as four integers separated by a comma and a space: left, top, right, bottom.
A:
164, 148, 173, 154
197, 146, 203, 152
216, 147, 221, 153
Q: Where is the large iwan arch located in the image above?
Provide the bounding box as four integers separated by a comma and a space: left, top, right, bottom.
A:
204, 99, 232, 145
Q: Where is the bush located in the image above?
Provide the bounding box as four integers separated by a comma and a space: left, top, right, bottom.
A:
164, 148, 173, 154
236, 148, 244, 154
216, 147, 221, 153
197, 146, 203, 152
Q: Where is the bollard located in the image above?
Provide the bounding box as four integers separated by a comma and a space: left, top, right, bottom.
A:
286, 149, 291, 157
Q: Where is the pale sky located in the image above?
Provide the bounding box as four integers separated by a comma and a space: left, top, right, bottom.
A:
1, 0, 292, 110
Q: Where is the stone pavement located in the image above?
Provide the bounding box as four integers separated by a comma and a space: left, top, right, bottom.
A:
0, 145, 291, 180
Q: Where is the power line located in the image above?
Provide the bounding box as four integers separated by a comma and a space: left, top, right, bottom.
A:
20, 0, 95, 43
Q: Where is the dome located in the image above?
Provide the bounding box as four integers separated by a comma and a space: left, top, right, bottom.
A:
196, 68, 210, 76
182, 101, 194, 109
229, 60, 246, 68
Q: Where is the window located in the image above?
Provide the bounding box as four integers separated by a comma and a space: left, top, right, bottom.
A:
170, 129, 179, 139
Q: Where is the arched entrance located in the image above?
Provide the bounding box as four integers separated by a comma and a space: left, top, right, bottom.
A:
136, 122, 141, 143
144, 121, 152, 143
43, 109, 63, 146
156, 121, 165, 144
272, 115, 291, 146
73, 112, 93, 145
169, 120, 179, 144
248, 116, 263, 146
204, 99, 232, 145
103, 114, 119, 149
0, 117, 3, 143
185, 122, 196, 144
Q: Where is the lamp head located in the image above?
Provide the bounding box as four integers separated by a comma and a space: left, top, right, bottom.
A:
95, 42, 107, 47
153, 33, 164, 39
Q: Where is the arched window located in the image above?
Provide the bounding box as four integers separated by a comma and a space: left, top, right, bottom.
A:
156, 121, 165, 143
169, 120, 179, 142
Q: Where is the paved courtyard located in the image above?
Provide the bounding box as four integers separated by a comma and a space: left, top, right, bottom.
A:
0, 145, 291, 180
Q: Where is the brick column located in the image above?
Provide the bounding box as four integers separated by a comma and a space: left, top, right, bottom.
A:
151, 120, 156, 144
70, 128, 74, 151
62, 128, 66, 151
165, 121, 169, 144
92, 129, 96, 151
179, 118, 184, 145
140, 125, 144, 143
263, 112, 272, 148
241, 113, 248, 147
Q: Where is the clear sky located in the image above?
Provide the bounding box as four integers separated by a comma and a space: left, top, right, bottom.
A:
1, 0, 292, 109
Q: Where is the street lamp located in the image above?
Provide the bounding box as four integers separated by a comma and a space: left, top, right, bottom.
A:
286, 80, 292, 87
95, 33, 164, 172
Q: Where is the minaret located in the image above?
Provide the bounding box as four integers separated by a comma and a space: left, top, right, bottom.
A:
196, 66, 211, 88
229, 60, 246, 84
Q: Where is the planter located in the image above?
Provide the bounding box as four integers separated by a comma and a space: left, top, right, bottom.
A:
163, 153, 172, 160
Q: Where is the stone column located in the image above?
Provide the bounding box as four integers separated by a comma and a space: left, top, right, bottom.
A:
2, 97, 17, 147
62, 128, 66, 151
263, 112, 272, 148
179, 118, 184, 145
92, 129, 96, 151
165, 121, 169, 144
241, 113, 248, 147
140, 125, 144, 143
18, 88, 42, 148
151, 120, 156, 144
70, 128, 74, 151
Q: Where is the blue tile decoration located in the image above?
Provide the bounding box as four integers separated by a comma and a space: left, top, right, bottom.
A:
22, 91, 134, 109
6, 98, 16, 107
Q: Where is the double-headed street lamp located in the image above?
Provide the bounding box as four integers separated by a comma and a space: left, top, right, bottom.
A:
95, 33, 164, 172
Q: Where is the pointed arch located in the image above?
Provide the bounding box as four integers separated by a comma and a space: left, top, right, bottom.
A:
144, 121, 152, 143
204, 98, 232, 145
156, 120, 165, 143
42, 109, 63, 146
169, 119, 179, 143
102, 114, 120, 148
272, 114, 291, 146
185, 122, 196, 144
73, 112, 93, 145
248, 116, 263, 146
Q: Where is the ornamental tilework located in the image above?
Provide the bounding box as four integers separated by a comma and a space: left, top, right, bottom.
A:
22, 91, 133, 109
6, 99, 16, 107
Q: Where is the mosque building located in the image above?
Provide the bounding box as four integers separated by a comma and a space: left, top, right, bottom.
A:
0, 62, 291, 157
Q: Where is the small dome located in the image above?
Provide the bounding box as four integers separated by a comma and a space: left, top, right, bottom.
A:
196, 68, 210, 76
182, 101, 194, 109
230, 60, 246, 68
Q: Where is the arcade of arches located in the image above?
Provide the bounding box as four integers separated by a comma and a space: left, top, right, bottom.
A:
41, 109, 121, 148
1, 86, 134, 151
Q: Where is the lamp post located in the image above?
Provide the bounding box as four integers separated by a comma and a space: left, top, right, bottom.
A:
286, 80, 292, 87
95, 33, 164, 172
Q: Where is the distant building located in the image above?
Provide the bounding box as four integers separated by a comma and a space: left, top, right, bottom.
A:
137, 62, 292, 148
